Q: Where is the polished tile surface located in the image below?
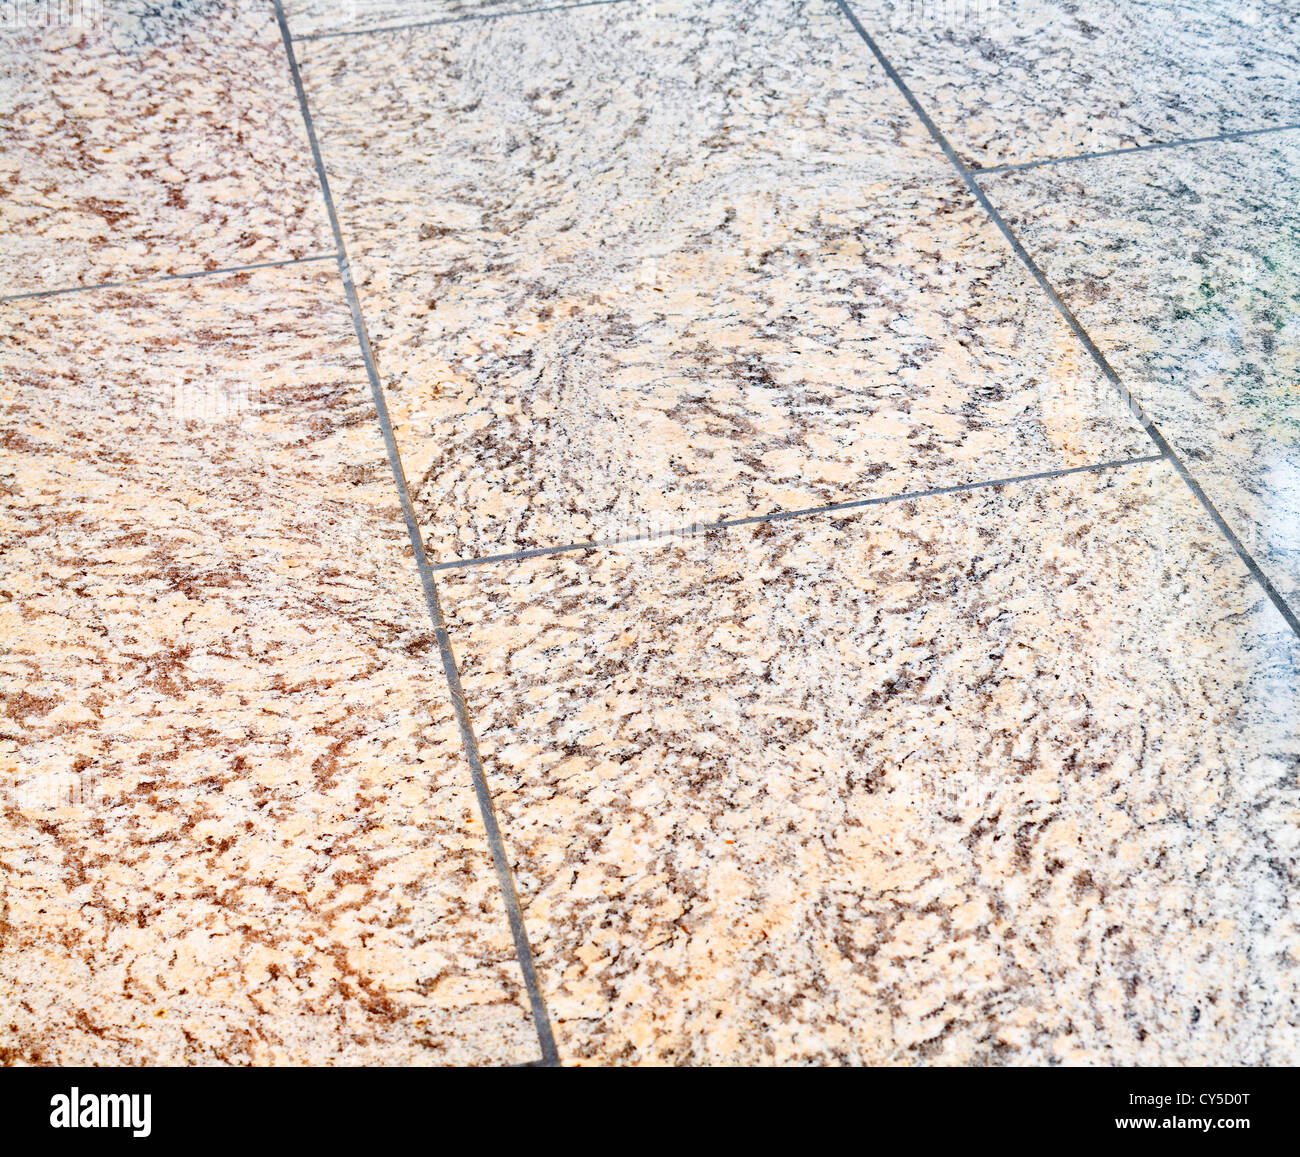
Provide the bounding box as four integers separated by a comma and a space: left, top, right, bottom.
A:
862, 0, 1300, 170
983, 132, 1300, 615
4, 0, 1300, 1068
0, 0, 331, 294
441, 463, 1300, 1063
0, 266, 537, 1065
285, 0, 547, 39
297, 0, 1149, 564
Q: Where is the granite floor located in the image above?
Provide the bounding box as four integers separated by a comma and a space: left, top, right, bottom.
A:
1, 0, 1297, 1066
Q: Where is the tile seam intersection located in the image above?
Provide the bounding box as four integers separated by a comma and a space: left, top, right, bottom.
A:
832, 0, 1300, 642
975, 121, 1300, 175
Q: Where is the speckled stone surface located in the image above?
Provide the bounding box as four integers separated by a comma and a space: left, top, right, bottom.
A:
861, 0, 1300, 170
0, 266, 538, 1065
0, 0, 332, 295
6, 0, 1300, 1071
441, 461, 1300, 1064
296, 0, 1150, 564
982, 131, 1300, 616
285, 0, 548, 39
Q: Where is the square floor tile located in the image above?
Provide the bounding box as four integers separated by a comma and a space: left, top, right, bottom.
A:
0, 264, 538, 1065
441, 461, 1300, 1064
982, 131, 1300, 617
298, 0, 1150, 564
0, 0, 332, 294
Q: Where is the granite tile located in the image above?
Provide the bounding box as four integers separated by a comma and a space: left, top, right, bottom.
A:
285, 0, 553, 39
982, 131, 1300, 617
296, 0, 1150, 564
441, 461, 1300, 1064
0, 265, 537, 1065
860, 0, 1300, 170
0, 0, 332, 295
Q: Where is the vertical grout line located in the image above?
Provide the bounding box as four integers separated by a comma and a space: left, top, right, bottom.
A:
831, 0, 1300, 642
270, 0, 560, 1066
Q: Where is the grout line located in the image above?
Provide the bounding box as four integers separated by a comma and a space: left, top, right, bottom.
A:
271, 0, 560, 1068
833, 0, 1300, 642
0, 254, 339, 305
975, 121, 1300, 176
292, 0, 637, 42
430, 455, 1167, 572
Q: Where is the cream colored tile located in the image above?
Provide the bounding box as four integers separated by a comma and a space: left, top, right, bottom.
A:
441, 461, 1300, 1064
0, 265, 537, 1065
296, 0, 1150, 563
0, 0, 332, 294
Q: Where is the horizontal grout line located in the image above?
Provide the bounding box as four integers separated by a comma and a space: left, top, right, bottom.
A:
0, 254, 340, 304
429, 454, 1167, 572
291, 0, 637, 42
974, 121, 1300, 176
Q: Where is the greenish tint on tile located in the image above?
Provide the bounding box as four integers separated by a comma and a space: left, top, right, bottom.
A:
983, 131, 1300, 614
